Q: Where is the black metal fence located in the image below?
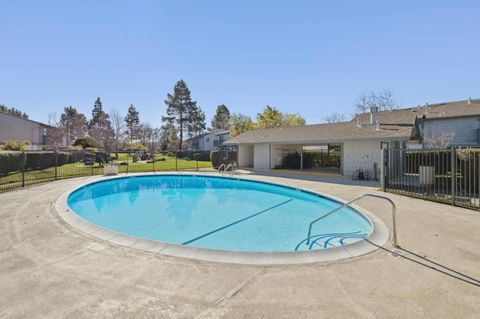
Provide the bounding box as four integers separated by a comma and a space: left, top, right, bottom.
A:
0, 150, 218, 192
382, 147, 480, 210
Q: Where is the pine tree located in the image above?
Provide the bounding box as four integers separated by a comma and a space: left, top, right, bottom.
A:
188, 105, 206, 137
0, 104, 29, 119
87, 97, 114, 151
211, 104, 230, 130
124, 104, 140, 143
163, 80, 203, 149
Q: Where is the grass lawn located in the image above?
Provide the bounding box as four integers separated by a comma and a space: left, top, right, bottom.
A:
0, 156, 212, 191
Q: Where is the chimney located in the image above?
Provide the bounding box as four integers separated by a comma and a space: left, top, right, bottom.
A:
355, 114, 361, 127
468, 97, 472, 105
370, 106, 378, 125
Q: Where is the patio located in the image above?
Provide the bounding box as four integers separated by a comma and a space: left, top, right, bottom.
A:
0, 173, 479, 318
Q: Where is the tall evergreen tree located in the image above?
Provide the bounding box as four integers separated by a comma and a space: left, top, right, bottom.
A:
188, 105, 206, 137
124, 104, 140, 143
0, 104, 28, 119
87, 97, 114, 151
162, 80, 202, 149
211, 104, 230, 130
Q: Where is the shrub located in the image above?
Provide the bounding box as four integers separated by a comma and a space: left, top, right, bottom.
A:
210, 150, 221, 168
192, 151, 210, 161
176, 150, 193, 159
73, 137, 96, 150
3, 140, 29, 151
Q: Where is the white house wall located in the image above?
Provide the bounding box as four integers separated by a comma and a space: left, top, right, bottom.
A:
342, 139, 385, 177
238, 144, 254, 167
0, 113, 45, 146
253, 144, 271, 170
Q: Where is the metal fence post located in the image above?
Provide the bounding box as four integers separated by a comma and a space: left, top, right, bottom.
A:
175, 151, 178, 171
21, 152, 25, 188
451, 147, 456, 205
126, 153, 129, 174
380, 149, 386, 191
196, 160, 199, 172
54, 150, 58, 180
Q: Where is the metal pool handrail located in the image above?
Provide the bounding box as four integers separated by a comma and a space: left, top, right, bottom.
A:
225, 164, 234, 176
218, 163, 226, 174
305, 194, 398, 247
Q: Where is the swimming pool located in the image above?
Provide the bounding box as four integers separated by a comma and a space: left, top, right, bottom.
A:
66, 174, 373, 253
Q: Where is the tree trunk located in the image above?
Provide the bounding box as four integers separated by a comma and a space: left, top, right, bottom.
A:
179, 111, 183, 150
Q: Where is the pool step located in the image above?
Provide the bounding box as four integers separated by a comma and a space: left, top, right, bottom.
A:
294, 231, 368, 251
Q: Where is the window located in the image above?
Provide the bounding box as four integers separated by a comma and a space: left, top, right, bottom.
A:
380, 142, 389, 150
206, 138, 210, 142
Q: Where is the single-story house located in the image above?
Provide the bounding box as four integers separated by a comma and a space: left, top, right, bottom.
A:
185, 130, 230, 151
225, 98, 480, 177
0, 112, 50, 150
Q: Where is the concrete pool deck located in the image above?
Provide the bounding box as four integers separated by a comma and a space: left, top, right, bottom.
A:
0, 173, 479, 318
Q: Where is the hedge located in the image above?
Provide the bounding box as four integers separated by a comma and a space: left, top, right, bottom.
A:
0, 151, 79, 176
0, 152, 24, 177
274, 151, 341, 170
176, 150, 210, 161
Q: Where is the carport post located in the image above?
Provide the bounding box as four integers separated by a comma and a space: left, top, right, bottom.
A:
300, 147, 304, 171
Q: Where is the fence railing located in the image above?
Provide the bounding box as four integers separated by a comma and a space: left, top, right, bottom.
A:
0, 150, 217, 192
381, 147, 480, 210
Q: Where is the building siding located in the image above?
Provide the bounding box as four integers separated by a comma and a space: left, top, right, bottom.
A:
0, 113, 46, 147
253, 144, 271, 170
423, 117, 480, 146
238, 144, 254, 167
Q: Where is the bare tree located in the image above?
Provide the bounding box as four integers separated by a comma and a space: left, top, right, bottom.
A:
355, 89, 397, 113
323, 112, 348, 123
423, 132, 455, 149
376, 89, 396, 111
355, 92, 376, 113
110, 109, 125, 153
45, 113, 65, 149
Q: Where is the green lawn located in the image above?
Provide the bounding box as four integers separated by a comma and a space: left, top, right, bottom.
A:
0, 156, 212, 191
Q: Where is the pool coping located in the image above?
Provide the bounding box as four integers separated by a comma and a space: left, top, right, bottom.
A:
54, 172, 390, 265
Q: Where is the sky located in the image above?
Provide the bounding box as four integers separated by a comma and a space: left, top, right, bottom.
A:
1, 1, 479, 128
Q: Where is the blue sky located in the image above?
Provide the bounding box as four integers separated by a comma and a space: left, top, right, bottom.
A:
1, 1, 479, 127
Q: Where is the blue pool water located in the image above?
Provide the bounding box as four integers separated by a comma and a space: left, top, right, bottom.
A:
67, 175, 372, 252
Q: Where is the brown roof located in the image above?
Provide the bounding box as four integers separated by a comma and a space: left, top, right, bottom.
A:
226, 122, 412, 145
355, 98, 480, 125
226, 98, 480, 145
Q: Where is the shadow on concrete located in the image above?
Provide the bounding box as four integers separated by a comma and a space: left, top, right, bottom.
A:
365, 238, 480, 288
237, 169, 380, 188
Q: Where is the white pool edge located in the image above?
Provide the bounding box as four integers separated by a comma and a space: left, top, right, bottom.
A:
54, 172, 390, 265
